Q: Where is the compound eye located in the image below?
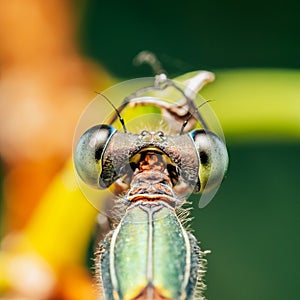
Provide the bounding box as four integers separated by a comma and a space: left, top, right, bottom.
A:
189, 130, 228, 193
74, 124, 116, 188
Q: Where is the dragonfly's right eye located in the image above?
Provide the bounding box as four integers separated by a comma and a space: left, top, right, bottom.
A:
74, 124, 116, 188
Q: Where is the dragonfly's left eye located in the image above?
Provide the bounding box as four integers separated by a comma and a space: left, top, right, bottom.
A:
74, 124, 116, 188
190, 130, 228, 193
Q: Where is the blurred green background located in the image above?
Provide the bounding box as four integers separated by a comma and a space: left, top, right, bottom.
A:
78, 1, 300, 299
79, 0, 300, 77
0, 0, 299, 299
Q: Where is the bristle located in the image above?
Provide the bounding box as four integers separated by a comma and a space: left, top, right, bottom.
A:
94, 231, 115, 300
175, 201, 194, 231
94, 258, 104, 298
94, 243, 104, 294
193, 248, 210, 300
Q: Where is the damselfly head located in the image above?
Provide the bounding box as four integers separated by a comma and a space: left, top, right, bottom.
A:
73, 73, 228, 214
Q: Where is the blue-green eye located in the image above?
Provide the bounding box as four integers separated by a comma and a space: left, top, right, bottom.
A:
189, 130, 228, 193
74, 124, 116, 188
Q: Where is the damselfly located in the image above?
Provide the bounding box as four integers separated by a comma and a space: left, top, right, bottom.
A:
74, 69, 228, 300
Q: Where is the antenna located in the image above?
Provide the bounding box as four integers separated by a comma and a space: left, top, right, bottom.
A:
179, 100, 214, 135
96, 92, 127, 133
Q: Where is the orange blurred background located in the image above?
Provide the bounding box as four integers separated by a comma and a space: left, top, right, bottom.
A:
0, 1, 111, 299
